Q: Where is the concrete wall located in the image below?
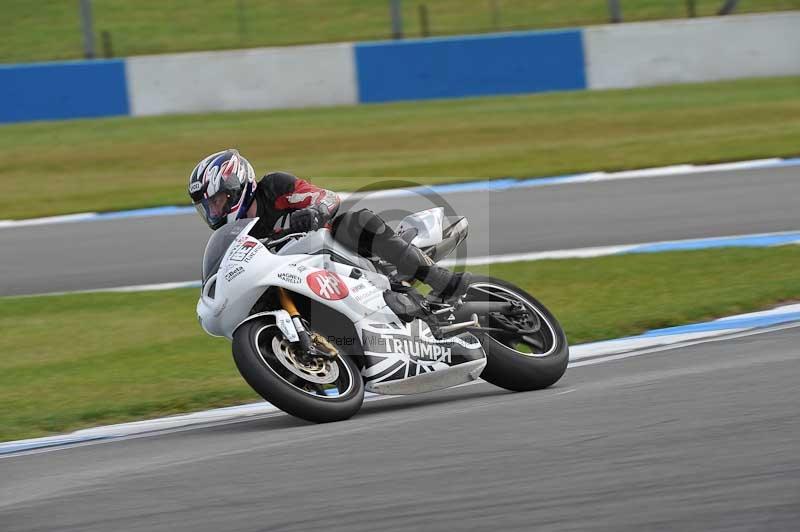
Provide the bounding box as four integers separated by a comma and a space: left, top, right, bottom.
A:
585, 12, 800, 89
0, 12, 798, 123
126, 43, 357, 116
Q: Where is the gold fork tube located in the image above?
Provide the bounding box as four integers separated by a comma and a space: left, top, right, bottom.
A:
278, 287, 300, 317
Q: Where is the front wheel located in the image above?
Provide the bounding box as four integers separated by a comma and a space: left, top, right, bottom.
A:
465, 275, 569, 392
232, 319, 365, 423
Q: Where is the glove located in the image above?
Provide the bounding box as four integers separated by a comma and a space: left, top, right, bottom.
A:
289, 207, 321, 233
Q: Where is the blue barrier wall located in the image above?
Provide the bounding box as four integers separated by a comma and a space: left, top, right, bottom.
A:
2, 14, 798, 124
355, 30, 586, 103
0, 60, 129, 124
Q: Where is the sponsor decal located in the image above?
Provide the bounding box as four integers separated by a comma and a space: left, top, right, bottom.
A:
225, 266, 244, 282
277, 272, 302, 284
288, 262, 309, 273
230, 240, 260, 262
242, 250, 260, 263
189, 181, 202, 194
356, 293, 378, 305
354, 287, 380, 304
306, 270, 349, 301
361, 329, 452, 363
351, 283, 369, 293
349, 280, 381, 304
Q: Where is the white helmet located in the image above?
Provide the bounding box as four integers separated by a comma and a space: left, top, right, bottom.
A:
188, 149, 256, 230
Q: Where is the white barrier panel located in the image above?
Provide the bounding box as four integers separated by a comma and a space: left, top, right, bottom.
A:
126, 43, 357, 116
585, 12, 800, 90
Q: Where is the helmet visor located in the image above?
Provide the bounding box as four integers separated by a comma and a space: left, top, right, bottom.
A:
194, 189, 241, 230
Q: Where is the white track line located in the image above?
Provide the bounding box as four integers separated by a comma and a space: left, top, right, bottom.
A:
569, 321, 800, 368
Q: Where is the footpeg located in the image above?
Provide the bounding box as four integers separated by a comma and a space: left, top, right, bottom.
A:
438, 314, 479, 334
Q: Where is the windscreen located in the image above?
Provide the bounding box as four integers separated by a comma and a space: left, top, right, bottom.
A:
201, 219, 255, 283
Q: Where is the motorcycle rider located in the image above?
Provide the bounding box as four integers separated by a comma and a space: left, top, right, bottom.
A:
187, 149, 471, 315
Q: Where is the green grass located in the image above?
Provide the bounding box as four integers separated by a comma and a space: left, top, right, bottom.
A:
4, 1, 799, 63
1, 76, 798, 220
3, 245, 800, 441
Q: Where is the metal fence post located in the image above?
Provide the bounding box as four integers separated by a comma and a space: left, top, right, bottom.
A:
237, 0, 247, 44
607, 0, 622, 23
418, 4, 430, 37
101, 30, 113, 58
490, 0, 501, 30
79, 0, 96, 59
390, 0, 404, 39
718, 0, 740, 15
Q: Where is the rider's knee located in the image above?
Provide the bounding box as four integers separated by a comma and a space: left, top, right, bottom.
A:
332, 209, 388, 250
356, 209, 389, 236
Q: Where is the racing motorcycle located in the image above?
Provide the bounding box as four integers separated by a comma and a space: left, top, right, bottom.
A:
197, 208, 568, 423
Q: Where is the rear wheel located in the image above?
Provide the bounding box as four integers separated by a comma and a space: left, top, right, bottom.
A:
465, 275, 569, 392
232, 318, 364, 423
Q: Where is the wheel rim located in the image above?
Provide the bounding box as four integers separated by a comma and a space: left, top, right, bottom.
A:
466, 282, 559, 358
253, 325, 356, 399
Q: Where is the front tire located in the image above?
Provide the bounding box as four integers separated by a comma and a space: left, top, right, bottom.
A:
233, 319, 365, 423
466, 275, 569, 392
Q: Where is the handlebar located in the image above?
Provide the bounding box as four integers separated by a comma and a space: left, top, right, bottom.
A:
261, 232, 308, 249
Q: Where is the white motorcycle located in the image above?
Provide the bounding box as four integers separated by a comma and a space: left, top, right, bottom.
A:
197, 208, 568, 422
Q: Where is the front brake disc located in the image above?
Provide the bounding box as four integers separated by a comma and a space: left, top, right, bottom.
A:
271, 337, 339, 384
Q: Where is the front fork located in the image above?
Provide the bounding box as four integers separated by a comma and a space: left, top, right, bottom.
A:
278, 288, 337, 360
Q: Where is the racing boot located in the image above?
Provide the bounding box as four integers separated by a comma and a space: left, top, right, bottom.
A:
415, 263, 472, 301
382, 289, 446, 340
383, 290, 429, 323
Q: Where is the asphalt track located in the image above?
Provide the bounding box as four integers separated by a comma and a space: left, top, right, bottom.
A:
1, 165, 798, 296
2, 325, 799, 531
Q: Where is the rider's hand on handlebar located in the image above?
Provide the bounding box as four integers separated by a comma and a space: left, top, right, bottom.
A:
289, 207, 321, 233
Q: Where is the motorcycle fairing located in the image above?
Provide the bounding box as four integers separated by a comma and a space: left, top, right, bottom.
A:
198, 220, 393, 339
276, 229, 378, 272
355, 314, 487, 394
197, 216, 487, 395
396, 208, 469, 264
396, 207, 444, 248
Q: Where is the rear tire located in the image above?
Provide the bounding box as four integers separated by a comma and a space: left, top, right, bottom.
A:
466, 275, 569, 392
233, 319, 365, 423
